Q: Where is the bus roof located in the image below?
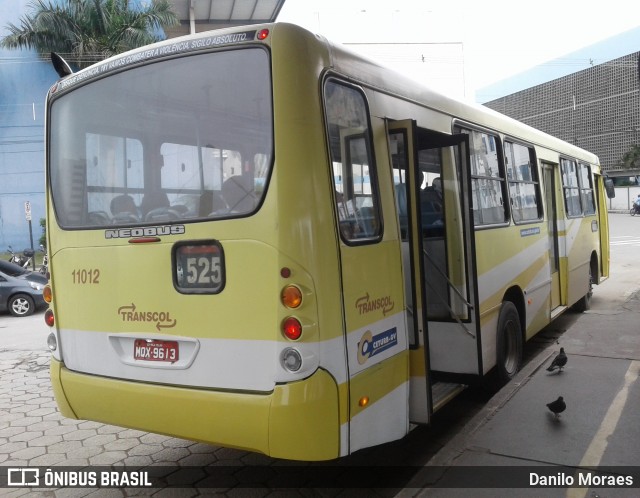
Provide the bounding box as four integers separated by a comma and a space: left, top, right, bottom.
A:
317, 28, 599, 167
48, 21, 599, 169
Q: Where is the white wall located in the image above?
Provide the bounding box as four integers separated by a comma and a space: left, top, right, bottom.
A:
609, 187, 640, 212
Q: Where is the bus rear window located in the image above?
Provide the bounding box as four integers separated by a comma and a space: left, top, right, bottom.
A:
48, 48, 273, 228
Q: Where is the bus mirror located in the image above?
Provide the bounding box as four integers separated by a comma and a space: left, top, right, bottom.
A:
604, 178, 615, 199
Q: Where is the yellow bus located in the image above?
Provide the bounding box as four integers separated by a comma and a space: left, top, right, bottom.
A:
44, 23, 612, 461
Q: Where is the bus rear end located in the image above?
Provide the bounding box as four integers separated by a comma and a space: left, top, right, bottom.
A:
45, 26, 341, 461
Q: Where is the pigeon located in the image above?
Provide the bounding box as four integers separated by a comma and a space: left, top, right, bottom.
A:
546, 396, 566, 419
547, 347, 567, 372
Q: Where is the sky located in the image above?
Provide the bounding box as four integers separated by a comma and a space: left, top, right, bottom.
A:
276, 0, 640, 102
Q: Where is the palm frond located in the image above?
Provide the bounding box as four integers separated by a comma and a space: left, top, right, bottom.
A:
1, 0, 180, 68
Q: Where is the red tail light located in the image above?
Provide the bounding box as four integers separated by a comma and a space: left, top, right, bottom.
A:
282, 317, 302, 341
45, 309, 55, 327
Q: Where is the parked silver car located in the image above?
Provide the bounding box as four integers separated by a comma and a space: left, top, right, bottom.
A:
0, 260, 47, 316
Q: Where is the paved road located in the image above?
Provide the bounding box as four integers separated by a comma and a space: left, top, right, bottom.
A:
1, 213, 638, 496
411, 213, 640, 497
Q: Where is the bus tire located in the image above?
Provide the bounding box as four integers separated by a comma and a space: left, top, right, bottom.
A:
495, 301, 523, 386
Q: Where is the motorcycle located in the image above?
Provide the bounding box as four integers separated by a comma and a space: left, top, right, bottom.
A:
7, 246, 34, 268
631, 203, 640, 216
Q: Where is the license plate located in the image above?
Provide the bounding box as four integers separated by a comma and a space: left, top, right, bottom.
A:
134, 339, 179, 362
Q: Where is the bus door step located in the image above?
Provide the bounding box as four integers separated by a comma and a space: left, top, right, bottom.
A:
432, 381, 466, 412
550, 305, 568, 320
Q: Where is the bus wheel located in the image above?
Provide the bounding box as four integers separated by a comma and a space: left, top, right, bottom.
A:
495, 301, 522, 385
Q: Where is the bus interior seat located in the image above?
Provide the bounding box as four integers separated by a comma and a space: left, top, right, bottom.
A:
222, 175, 255, 212
88, 211, 111, 225
421, 187, 444, 236
141, 191, 170, 219
110, 194, 139, 222
145, 207, 181, 222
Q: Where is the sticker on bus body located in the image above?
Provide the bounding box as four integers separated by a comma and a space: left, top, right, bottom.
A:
357, 327, 398, 365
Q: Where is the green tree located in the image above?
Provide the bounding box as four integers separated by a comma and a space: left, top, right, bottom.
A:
1, 0, 179, 69
620, 144, 640, 169
39, 217, 46, 248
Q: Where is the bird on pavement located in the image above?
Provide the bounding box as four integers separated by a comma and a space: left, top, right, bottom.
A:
547, 347, 567, 372
546, 396, 566, 419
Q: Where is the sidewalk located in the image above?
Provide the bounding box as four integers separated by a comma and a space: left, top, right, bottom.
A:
403, 288, 640, 497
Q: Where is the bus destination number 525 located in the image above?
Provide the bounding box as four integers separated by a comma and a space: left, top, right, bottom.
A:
174, 242, 224, 294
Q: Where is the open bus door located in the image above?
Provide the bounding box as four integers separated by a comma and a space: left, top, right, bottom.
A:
388, 119, 480, 424
542, 162, 563, 313
597, 175, 613, 282
331, 127, 410, 455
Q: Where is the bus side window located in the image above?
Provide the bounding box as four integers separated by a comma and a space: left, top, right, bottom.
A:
456, 127, 508, 226
504, 141, 542, 223
578, 163, 596, 215
324, 80, 382, 243
561, 158, 582, 217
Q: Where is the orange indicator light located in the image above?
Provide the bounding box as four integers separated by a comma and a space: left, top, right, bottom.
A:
43, 285, 52, 303
281, 285, 302, 309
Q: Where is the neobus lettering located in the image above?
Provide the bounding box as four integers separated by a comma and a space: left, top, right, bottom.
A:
105, 225, 185, 239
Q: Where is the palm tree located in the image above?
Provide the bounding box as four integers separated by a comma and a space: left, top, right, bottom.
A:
1, 0, 179, 69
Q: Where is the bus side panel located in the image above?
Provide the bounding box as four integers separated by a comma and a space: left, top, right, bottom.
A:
348, 351, 409, 452
474, 229, 551, 372
562, 216, 598, 306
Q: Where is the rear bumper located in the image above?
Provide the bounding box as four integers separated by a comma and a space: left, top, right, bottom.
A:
50, 358, 340, 460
